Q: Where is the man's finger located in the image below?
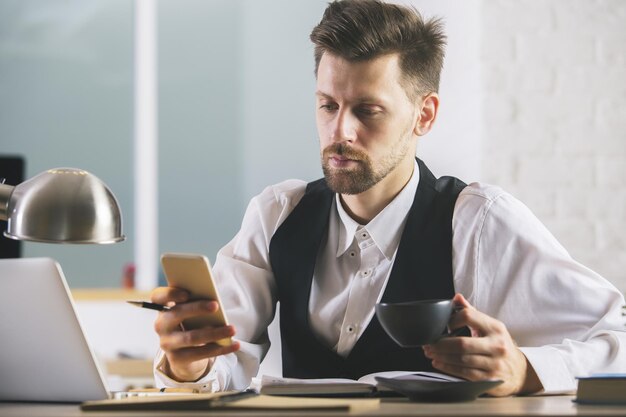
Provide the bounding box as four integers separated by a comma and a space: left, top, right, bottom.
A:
424, 350, 493, 372
425, 335, 494, 356
168, 341, 241, 364
160, 325, 236, 351
151, 286, 189, 306
448, 304, 505, 336
165, 300, 220, 322
452, 293, 472, 309
430, 360, 490, 382
154, 300, 220, 334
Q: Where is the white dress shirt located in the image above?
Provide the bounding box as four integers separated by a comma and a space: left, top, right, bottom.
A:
155, 161, 626, 394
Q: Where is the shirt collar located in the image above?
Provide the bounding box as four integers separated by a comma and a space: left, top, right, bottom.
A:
334, 160, 420, 260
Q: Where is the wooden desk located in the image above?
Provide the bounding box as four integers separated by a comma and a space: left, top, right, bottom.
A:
2, 396, 626, 417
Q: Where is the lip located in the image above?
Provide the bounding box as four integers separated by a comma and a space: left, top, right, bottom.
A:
329, 155, 358, 168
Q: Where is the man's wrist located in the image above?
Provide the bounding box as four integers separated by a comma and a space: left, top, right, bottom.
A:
518, 356, 543, 395
163, 358, 214, 383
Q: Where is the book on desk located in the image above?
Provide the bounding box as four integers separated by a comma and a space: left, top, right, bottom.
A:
257, 370, 463, 397
80, 390, 379, 412
575, 374, 626, 405
80, 371, 504, 410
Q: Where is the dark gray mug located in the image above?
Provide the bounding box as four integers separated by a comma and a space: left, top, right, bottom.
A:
375, 299, 457, 347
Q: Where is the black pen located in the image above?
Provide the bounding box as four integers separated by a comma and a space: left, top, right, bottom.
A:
127, 300, 170, 311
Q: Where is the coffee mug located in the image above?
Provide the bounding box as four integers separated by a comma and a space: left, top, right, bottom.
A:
375, 298, 464, 347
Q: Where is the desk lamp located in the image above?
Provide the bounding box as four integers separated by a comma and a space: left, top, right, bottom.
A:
0, 168, 124, 244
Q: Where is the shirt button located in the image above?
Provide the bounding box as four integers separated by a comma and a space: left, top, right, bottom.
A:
361, 269, 372, 277
361, 232, 368, 239
347, 325, 355, 333
349, 251, 356, 257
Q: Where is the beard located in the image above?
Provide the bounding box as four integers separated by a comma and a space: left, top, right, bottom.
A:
321, 132, 412, 195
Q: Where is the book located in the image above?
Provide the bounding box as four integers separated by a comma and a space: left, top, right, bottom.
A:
81, 390, 379, 412
575, 374, 626, 405
257, 371, 464, 397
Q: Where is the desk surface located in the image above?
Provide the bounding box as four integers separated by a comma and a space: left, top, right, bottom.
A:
2, 396, 626, 417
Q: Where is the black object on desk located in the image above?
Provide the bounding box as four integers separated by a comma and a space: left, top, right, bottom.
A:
375, 375, 502, 402
0, 156, 24, 258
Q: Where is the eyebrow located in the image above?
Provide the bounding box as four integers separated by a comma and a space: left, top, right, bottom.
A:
315, 91, 334, 100
315, 91, 387, 105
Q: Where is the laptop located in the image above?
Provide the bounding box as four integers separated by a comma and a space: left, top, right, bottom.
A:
0, 258, 110, 403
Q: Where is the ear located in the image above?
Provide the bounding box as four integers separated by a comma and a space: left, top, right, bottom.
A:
413, 93, 439, 136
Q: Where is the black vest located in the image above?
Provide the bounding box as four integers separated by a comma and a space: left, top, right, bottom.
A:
268, 159, 466, 379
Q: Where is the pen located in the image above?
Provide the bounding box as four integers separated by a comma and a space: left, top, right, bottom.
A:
129, 388, 197, 393
127, 300, 170, 312
111, 388, 197, 399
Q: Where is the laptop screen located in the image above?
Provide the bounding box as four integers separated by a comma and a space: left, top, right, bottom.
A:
0, 258, 109, 402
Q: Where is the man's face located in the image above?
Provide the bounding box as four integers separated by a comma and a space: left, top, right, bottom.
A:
316, 52, 419, 195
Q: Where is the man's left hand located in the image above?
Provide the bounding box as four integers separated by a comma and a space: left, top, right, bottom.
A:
422, 293, 542, 396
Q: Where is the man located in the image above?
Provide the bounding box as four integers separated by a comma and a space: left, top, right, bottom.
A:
151, 0, 625, 396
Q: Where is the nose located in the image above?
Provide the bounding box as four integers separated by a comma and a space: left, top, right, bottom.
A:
330, 109, 357, 144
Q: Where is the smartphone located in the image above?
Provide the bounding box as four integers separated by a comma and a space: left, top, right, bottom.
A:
160, 253, 232, 346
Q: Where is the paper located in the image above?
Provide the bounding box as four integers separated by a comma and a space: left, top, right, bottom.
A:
81, 391, 380, 411
258, 371, 464, 396
224, 395, 379, 411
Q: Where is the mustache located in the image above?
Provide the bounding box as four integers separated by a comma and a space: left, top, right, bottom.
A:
323, 143, 367, 160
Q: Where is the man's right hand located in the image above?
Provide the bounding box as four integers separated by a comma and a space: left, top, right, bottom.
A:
151, 286, 241, 382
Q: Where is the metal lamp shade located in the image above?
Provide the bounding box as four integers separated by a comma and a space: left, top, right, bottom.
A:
4, 168, 125, 244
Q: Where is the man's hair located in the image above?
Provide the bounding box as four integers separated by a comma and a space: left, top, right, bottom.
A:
310, 0, 446, 99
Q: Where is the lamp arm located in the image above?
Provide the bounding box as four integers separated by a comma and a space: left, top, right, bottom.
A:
0, 183, 14, 221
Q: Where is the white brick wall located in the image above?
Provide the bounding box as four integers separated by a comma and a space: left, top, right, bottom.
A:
481, 0, 626, 294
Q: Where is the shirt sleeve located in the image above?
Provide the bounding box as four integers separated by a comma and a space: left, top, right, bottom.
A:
153, 180, 307, 391
452, 184, 626, 394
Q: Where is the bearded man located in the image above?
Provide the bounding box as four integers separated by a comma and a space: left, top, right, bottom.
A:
151, 0, 626, 396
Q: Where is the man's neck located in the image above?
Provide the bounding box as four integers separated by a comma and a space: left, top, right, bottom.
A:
339, 158, 415, 225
